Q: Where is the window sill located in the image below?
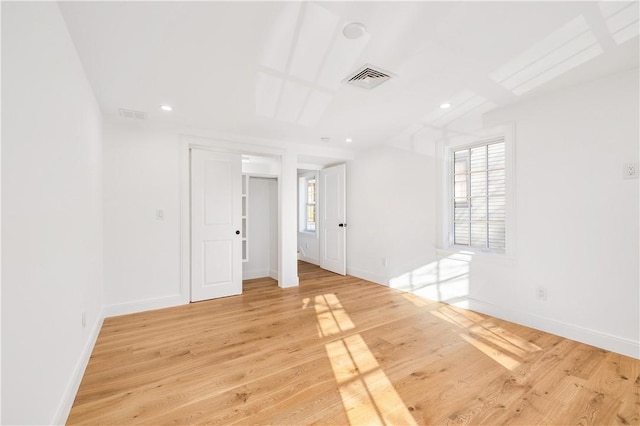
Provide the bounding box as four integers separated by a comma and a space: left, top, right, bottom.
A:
436, 247, 517, 265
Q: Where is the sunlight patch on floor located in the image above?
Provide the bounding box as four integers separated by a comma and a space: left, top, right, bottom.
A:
325, 335, 418, 426
310, 293, 417, 425
314, 294, 355, 337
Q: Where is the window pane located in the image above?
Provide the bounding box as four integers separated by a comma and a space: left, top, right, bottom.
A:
451, 138, 506, 253
306, 205, 315, 230
488, 169, 505, 195
470, 197, 487, 221
488, 196, 505, 221
454, 149, 468, 162
470, 146, 487, 171
454, 179, 468, 198
454, 222, 469, 245
470, 171, 487, 197
307, 179, 316, 204
488, 223, 505, 250
454, 202, 469, 222
454, 158, 468, 174
470, 222, 487, 248
488, 142, 505, 170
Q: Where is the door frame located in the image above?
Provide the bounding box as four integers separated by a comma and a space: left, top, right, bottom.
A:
178, 135, 299, 304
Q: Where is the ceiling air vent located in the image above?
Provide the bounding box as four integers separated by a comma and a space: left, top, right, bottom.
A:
343, 64, 394, 90
118, 108, 147, 120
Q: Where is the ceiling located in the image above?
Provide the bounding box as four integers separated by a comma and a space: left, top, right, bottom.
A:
59, 1, 639, 152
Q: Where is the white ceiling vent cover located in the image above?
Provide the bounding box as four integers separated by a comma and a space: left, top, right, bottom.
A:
343, 64, 394, 90
118, 108, 147, 120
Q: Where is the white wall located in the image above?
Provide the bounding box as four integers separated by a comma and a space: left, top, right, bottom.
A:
347, 146, 438, 284
103, 120, 183, 315
350, 68, 639, 358
103, 123, 307, 313
476, 68, 639, 357
2, 3, 104, 424
243, 177, 278, 279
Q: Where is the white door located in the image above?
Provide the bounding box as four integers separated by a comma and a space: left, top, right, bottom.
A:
320, 164, 346, 275
191, 149, 242, 301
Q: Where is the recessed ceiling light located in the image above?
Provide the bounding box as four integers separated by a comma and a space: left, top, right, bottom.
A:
343, 22, 366, 39
160, 104, 173, 112
440, 103, 452, 109
345, 138, 353, 143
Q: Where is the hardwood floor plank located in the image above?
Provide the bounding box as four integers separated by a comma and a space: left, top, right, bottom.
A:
68, 262, 640, 425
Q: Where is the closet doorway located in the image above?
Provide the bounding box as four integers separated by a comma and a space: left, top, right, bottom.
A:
242, 175, 278, 283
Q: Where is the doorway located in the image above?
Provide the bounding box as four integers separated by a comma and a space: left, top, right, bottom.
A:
242, 176, 278, 282
297, 163, 347, 276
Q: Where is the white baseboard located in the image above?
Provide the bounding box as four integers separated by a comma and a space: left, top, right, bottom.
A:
459, 298, 640, 359
243, 269, 271, 280
346, 266, 389, 287
347, 267, 639, 359
298, 255, 319, 265
269, 269, 278, 280
53, 307, 105, 425
103, 294, 186, 318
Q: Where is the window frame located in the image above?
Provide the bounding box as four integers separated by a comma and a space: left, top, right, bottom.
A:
441, 124, 516, 257
298, 172, 318, 234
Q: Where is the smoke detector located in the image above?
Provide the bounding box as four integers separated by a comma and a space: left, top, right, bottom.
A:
343, 64, 394, 90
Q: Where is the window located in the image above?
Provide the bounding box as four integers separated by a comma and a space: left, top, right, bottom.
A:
305, 178, 316, 232
299, 174, 317, 233
451, 138, 506, 252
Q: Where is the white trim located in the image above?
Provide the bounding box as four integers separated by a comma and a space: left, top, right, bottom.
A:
179, 137, 190, 305
243, 269, 272, 280
363, 275, 639, 359
440, 123, 516, 257
455, 298, 640, 359
346, 266, 390, 287
53, 308, 105, 425
298, 254, 320, 265
103, 294, 185, 318
180, 135, 300, 291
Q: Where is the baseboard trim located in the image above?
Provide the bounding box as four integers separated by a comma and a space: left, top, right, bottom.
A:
346, 266, 389, 287
459, 298, 640, 359
103, 294, 186, 318
298, 255, 319, 265
347, 267, 639, 359
243, 269, 271, 280
53, 307, 104, 425
269, 269, 278, 280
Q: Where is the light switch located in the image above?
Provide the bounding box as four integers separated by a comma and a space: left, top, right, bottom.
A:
156, 209, 164, 220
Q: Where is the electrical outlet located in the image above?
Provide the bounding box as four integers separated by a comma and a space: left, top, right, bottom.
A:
624, 163, 639, 179
536, 286, 547, 301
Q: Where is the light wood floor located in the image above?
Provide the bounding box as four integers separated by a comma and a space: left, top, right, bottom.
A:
69, 261, 639, 425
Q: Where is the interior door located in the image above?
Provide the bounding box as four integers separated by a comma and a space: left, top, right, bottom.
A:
191, 149, 242, 301
320, 163, 346, 275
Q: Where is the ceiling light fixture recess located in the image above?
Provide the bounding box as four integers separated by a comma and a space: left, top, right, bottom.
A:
160, 104, 173, 111
345, 138, 353, 143
343, 22, 366, 39
440, 103, 451, 109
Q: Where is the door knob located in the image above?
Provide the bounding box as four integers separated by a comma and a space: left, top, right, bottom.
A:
235, 230, 240, 235
338, 223, 347, 227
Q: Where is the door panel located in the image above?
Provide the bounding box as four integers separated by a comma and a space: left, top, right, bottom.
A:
191, 149, 242, 301
320, 164, 346, 275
